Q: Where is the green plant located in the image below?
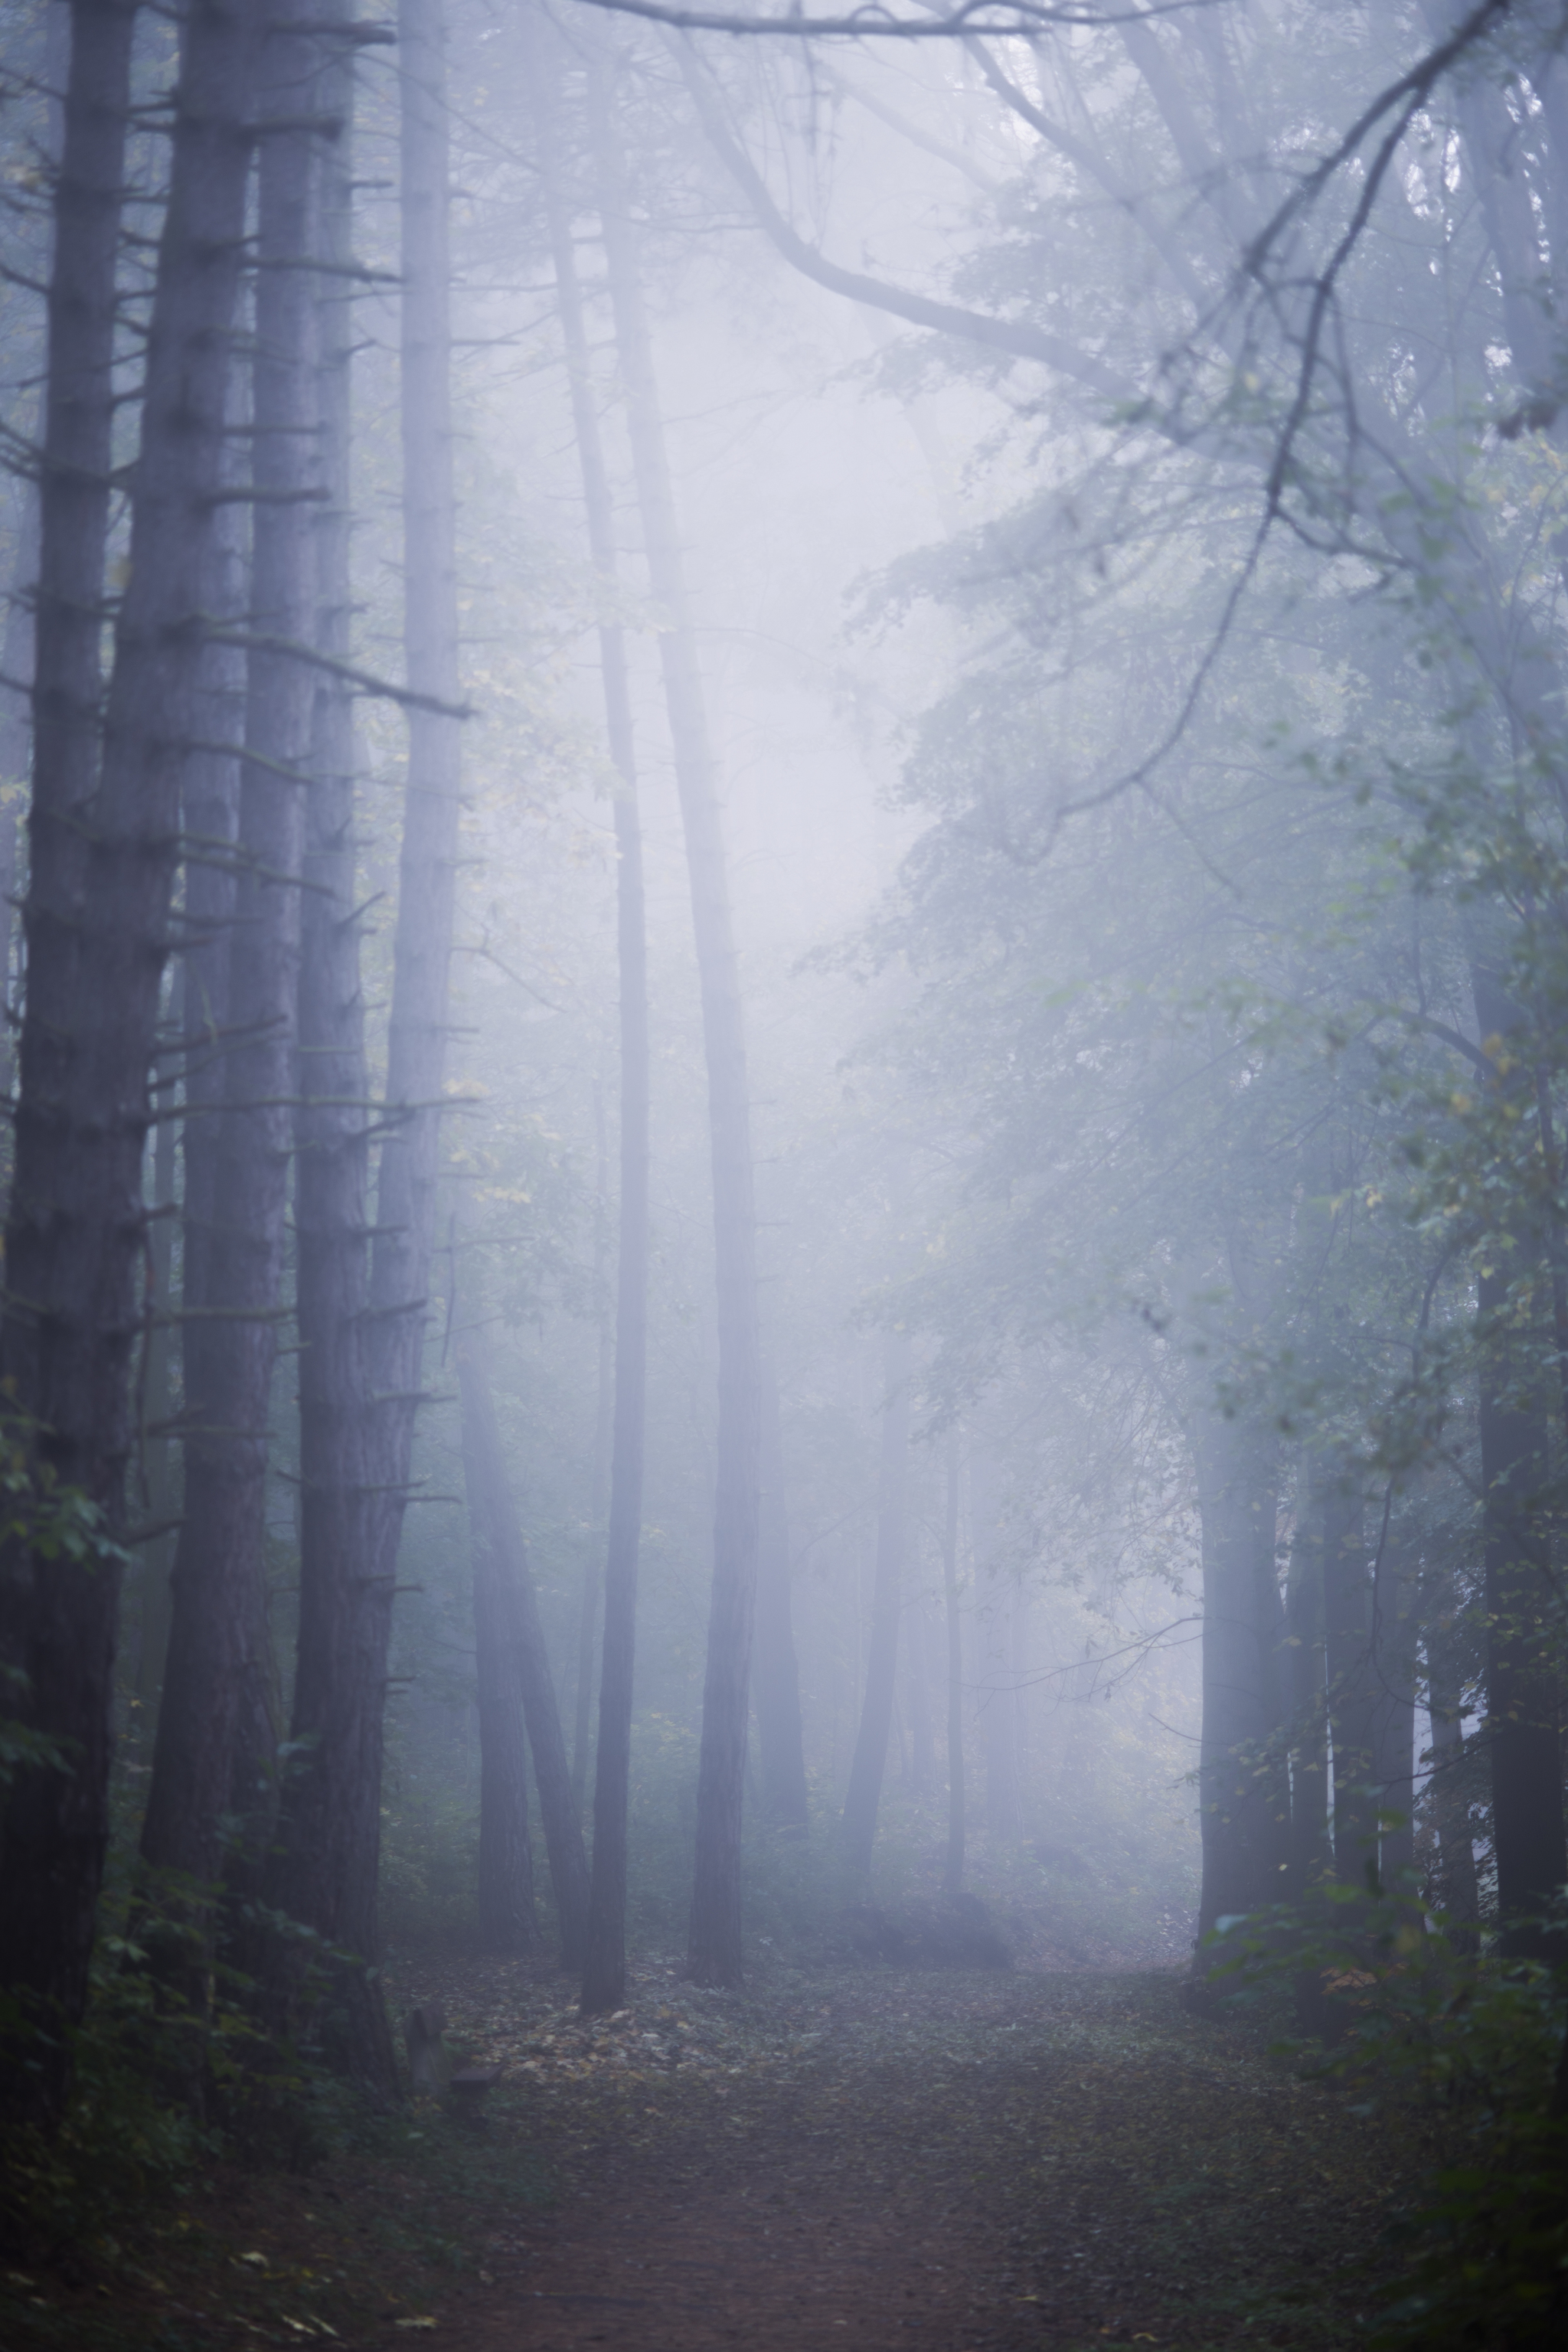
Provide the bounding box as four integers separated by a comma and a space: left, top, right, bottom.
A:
1208, 1887, 1568, 2347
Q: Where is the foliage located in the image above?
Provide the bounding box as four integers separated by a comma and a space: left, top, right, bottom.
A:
1210, 1890, 1568, 2348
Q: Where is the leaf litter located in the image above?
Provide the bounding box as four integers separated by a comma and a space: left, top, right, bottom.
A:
0, 1951, 1421, 2350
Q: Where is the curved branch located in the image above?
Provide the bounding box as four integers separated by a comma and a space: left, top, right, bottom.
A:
676, 41, 1134, 399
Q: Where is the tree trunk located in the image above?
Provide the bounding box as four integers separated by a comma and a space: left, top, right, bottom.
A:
841, 1330, 910, 1876
1319, 1476, 1380, 1878
0, 0, 259, 2127
1193, 1418, 1287, 1945
141, 0, 322, 1920
941, 1426, 965, 1898
259, 0, 400, 2090
456, 1319, 536, 1956
530, 54, 650, 2016
972, 1444, 1021, 1847
1424, 1600, 1481, 1934
1472, 965, 1566, 1955
1284, 1481, 1329, 1896
755, 1349, 809, 1831
593, 61, 763, 1989
573, 1092, 612, 1811
452, 1310, 589, 1964
265, 0, 465, 2096
1373, 1540, 1418, 1889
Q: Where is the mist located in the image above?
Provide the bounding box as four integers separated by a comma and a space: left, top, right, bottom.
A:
0, 3, 1564, 2347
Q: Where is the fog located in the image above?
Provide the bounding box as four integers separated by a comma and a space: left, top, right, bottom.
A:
3, 3, 1566, 2344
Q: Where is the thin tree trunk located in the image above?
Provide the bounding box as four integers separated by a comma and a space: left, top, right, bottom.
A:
453, 1308, 589, 1963
593, 61, 763, 1989
141, 1, 322, 1919
756, 1348, 809, 1831
1424, 1605, 1481, 1934
262, 0, 397, 2089
1321, 1478, 1380, 1877
456, 1318, 535, 1956
1373, 1542, 1418, 1889
0, 492, 38, 1116
0, 0, 259, 2125
972, 1445, 1021, 1846
1466, 965, 1568, 1952
531, 54, 649, 2016
905, 1590, 934, 1802
941, 1426, 965, 1898
266, 0, 465, 2096
1284, 1480, 1328, 1897
1193, 1418, 1286, 1945
841, 1329, 910, 1876
574, 1091, 612, 1811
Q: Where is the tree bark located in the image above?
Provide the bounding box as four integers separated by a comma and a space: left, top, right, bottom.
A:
972, 1443, 1021, 1846
755, 1348, 809, 1831
1284, 1480, 1329, 1896
1372, 1540, 1418, 1889
1193, 1417, 1288, 1944
259, 0, 400, 2092
593, 60, 763, 1988
530, 51, 650, 2015
1319, 1476, 1380, 1877
0, 0, 259, 2126
1472, 965, 1567, 1955
265, 0, 466, 2095
456, 1319, 536, 1956
141, 0, 323, 1919
453, 1310, 589, 1964
1424, 1599, 1481, 1934
941, 1426, 965, 1898
841, 1330, 910, 1876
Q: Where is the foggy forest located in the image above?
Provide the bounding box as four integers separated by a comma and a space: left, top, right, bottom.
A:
2, 0, 1568, 2345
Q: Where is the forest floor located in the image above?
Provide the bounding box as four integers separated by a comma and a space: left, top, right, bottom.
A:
0, 1952, 1426, 2352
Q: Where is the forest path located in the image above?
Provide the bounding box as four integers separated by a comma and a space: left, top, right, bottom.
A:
3, 1958, 1416, 2351
375, 1956, 1413, 2352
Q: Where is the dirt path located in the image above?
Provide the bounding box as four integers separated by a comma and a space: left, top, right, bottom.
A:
0, 1961, 1420, 2352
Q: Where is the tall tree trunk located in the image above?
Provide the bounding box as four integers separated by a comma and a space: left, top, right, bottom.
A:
1472, 965, 1566, 1955
573, 1092, 612, 1811
1321, 1475, 1380, 1878
1193, 1417, 1287, 1945
0, 491, 38, 1119
265, 0, 466, 2096
904, 1590, 934, 1802
1373, 1540, 1418, 1889
531, 53, 650, 2016
141, 0, 322, 1921
456, 1318, 535, 1956
755, 1349, 809, 1831
841, 1330, 910, 1876
972, 1444, 1021, 1846
1424, 1599, 1481, 1935
593, 61, 763, 1989
261, 0, 398, 2089
453, 1308, 589, 1963
941, 1426, 965, 1898
1284, 1478, 1329, 1896
0, 0, 260, 2127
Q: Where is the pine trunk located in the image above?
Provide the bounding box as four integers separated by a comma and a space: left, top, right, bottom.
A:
1193, 1419, 1286, 1944
454, 1317, 589, 1962
0, 0, 258, 2124
755, 1351, 809, 1831
456, 1322, 536, 1956
264, 0, 465, 2096
593, 64, 763, 1989
941, 1428, 965, 1899
534, 58, 651, 2016
141, 1, 322, 1915
841, 1331, 910, 1876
